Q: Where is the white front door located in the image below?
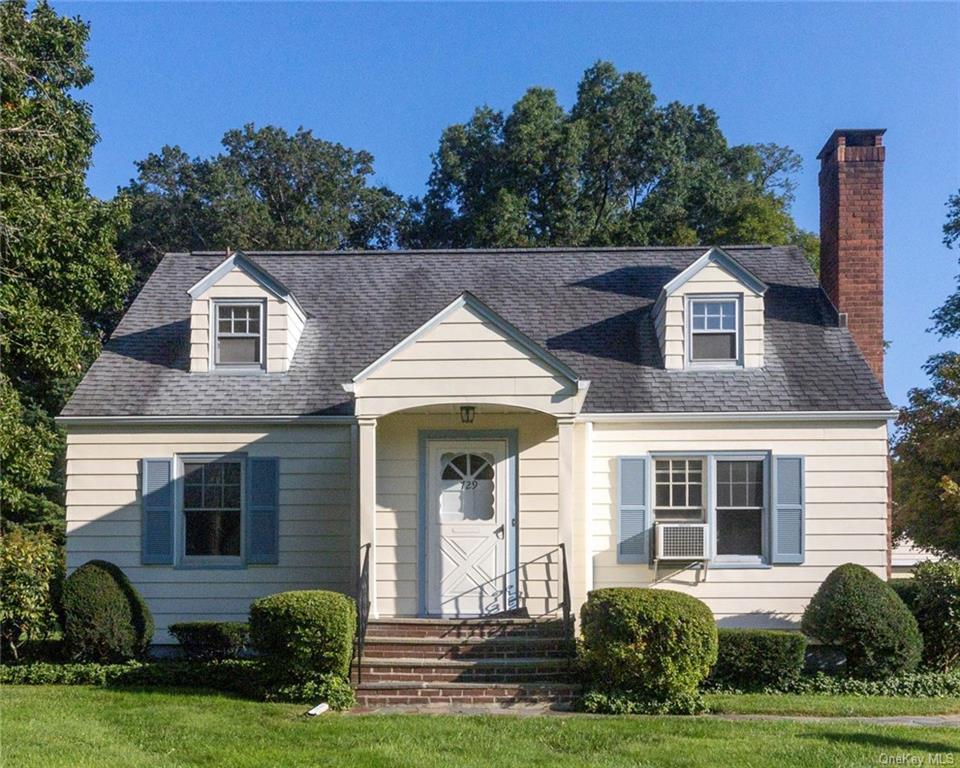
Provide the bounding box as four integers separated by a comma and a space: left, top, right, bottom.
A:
426, 438, 509, 617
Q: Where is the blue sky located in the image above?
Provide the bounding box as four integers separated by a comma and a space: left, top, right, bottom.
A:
57, 2, 959, 408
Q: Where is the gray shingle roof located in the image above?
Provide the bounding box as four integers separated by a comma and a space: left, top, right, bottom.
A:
61, 246, 891, 417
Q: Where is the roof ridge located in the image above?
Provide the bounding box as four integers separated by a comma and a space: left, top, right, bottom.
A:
173, 244, 779, 258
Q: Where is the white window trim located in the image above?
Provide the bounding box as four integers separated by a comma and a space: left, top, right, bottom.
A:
211, 299, 267, 373
685, 294, 743, 369
651, 450, 770, 565
175, 453, 246, 568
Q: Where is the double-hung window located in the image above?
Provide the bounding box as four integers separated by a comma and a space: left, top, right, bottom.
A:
215, 302, 263, 368
652, 454, 768, 564
715, 459, 765, 562
689, 297, 739, 364
182, 458, 243, 563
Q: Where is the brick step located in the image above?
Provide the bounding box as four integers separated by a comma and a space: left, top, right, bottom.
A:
354, 681, 581, 708
362, 635, 571, 660
365, 617, 566, 640
354, 657, 574, 684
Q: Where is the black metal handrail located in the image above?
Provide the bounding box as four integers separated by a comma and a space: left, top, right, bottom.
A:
558, 542, 573, 642
353, 543, 371, 684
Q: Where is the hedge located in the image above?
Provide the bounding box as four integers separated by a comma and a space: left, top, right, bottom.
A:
249, 590, 355, 681
61, 561, 154, 662
579, 588, 717, 714
0, 659, 355, 709
708, 629, 808, 691
168, 621, 248, 661
801, 563, 922, 679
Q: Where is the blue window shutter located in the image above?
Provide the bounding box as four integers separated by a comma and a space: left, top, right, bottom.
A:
772, 456, 805, 564
141, 458, 174, 564
618, 457, 650, 564
246, 457, 279, 564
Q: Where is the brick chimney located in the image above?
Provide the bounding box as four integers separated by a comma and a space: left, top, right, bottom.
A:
817, 129, 886, 383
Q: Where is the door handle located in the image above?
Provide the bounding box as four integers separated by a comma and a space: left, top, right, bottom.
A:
494, 524, 505, 540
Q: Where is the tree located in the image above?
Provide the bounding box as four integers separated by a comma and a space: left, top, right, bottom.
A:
119, 124, 406, 294
893, 190, 960, 557
0, 1, 132, 532
401, 61, 817, 267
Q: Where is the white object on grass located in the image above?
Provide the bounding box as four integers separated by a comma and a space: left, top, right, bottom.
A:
306, 702, 330, 717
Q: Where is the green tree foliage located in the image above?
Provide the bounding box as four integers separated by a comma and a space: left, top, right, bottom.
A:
0, 527, 59, 660
119, 124, 406, 293
0, 1, 132, 531
402, 61, 817, 267
893, 190, 960, 557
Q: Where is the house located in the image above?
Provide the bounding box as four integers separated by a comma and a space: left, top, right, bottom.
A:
59, 128, 894, 646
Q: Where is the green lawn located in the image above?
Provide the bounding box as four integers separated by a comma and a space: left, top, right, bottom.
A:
3, 687, 959, 768
704, 692, 960, 717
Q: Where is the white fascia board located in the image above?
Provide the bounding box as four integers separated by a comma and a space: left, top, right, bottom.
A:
661, 246, 768, 298
351, 291, 581, 385
577, 410, 898, 423
56, 414, 356, 427
187, 251, 308, 319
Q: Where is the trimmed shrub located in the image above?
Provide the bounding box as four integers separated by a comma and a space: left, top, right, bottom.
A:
889, 578, 919, 611
61, 560, 154, 662
912, 559, 960, 671
249, 590, 355, 681
168, 621, 248, 661
801, 563, 922, 679
579, 588, 718, 714
0, 528, 59, 660
708, 629, 808, 691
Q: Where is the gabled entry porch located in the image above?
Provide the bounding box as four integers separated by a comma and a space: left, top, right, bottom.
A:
346, 292, 589, 621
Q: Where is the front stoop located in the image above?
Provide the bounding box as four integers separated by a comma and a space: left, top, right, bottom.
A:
354, 618, 579, 709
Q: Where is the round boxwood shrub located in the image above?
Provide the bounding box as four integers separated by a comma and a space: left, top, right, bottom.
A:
168, 621, 248, 661
912, 559, 960, 671
801, 563, 922, 679
61, 560, 154, 662
249, 590, 355, 681
708, 629, 808, 691
579, 587, 718, 713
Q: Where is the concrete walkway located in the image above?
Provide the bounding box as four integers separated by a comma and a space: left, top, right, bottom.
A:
350, 703, 960, 727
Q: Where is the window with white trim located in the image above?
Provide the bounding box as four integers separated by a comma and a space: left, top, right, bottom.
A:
689, 298, 739, 363
651, 453, 769, 564
654, 458, 704, 522
182, 458, 242, 560
715, 459, 765, 561
215, 303, 263, 367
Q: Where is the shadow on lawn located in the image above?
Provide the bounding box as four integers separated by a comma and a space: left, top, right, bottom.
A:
810, 731, 960, 754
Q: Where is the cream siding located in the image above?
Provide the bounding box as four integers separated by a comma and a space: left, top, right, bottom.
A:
353, 304, 581, 418
65, 424, 354, 642
585, 419, 889, 628
190, 267, 303, 373
374, 411, 562, 618
659, 262, 765, 370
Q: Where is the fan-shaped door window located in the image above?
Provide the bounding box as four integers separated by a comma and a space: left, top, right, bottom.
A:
439, 452, 495, 522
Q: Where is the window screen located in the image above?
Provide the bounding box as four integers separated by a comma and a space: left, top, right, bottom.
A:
715, 459, 764, 557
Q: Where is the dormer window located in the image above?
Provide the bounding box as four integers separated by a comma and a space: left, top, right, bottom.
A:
215, 302, 264, 369
689, 297, 740, 365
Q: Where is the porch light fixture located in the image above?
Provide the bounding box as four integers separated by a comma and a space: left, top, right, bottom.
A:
460, 406, 476, 424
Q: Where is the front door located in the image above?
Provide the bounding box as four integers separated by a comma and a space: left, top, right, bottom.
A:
426, 438, 510, 617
